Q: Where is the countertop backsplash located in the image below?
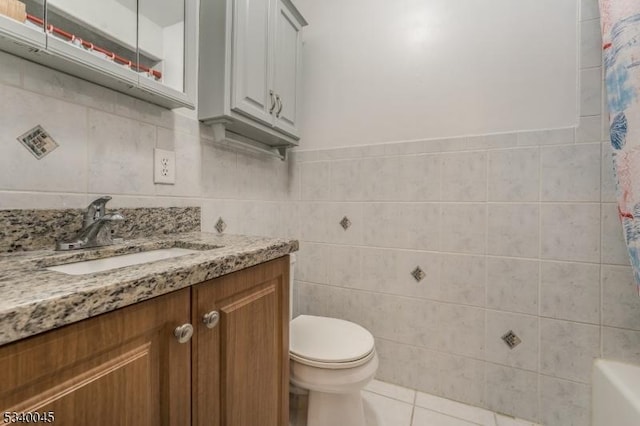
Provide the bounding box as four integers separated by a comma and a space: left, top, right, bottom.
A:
0, 207, 200, 253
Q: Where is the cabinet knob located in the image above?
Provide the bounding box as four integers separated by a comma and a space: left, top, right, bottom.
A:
269, 90, 277, 114
276, 95, 283, 117
203, 310, 220, 329
174, 323, 194, 343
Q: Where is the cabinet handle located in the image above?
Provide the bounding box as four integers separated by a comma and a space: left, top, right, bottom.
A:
276, 95, 283, 118
174, 323, 194, 343
203, 310, 220, 329
269, 90, 277, 114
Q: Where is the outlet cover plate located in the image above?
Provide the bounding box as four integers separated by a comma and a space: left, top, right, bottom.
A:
154, 148, 176, 184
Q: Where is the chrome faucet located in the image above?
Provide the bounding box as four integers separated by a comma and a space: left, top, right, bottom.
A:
56, 196, 125, 251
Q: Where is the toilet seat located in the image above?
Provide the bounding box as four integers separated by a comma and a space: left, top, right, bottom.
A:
290, 315, 375, 370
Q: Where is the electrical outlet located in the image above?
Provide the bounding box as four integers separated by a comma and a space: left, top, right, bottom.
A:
154, 148, 176, 184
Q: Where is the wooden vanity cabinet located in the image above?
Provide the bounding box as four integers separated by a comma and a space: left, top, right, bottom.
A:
191, 256, 290, 426
0, 256, 290, 426
0, 288, 192, 426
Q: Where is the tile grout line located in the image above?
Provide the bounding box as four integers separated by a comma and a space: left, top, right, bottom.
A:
409, 389, 417, 426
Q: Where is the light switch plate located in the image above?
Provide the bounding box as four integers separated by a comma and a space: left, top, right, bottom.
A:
154, 148, 176, 184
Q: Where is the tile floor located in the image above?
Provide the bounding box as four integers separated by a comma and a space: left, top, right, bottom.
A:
290, 379, 542, 426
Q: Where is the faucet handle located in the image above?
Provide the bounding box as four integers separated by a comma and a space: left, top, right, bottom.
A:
84, 196, 113, 227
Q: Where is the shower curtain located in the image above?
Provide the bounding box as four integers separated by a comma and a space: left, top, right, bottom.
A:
599, 0, 640, 293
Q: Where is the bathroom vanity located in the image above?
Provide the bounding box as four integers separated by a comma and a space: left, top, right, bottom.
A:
0, 233, 296, 426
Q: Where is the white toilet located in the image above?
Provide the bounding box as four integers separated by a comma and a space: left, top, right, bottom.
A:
289, 254, 379, 426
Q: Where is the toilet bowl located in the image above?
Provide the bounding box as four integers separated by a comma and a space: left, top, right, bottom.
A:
289, 254, 378, 426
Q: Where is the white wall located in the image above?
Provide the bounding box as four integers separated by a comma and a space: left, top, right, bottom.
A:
295, 0, 579, 149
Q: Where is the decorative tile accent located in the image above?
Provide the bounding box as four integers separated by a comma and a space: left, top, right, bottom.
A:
340, 216, 352, 230
411, 266, 426, 282
215, 217, 227, 234
17, 125, 58, 159
502, 330, 522, 349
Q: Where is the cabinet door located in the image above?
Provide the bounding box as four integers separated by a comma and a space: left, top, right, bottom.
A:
0, 289, 191, 426
137, 0, 196, 107
231, 0, 276, 126
45, 0, 139, 85
272, 0, 304, 138
192, 257, 289, 426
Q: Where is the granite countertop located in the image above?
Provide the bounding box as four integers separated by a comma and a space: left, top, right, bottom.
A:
0, 232, 298, 346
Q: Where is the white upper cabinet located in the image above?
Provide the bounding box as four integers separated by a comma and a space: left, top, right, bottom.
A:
272, 0, 304, 138
231, 0, 274, 126
137, 0, 197, 107
0, 0, 196, 109
199, 0, 307, 154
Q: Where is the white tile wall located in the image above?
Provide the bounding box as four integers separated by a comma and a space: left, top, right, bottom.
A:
580, 19, 603, 69
539, 376, 591, 426
441, 152, 487, 202
0, 51, 298, 246
0, 85, 89, 194
485, 311, 538, 371
540, 319, 600, 383
575, 115, 603, 143
601, 203, 631, 264
290, 14, 636, 419
487, 148, 539, 202
540, 261, 600, 324
438, 353, 485, 407
3, 1, 638, 425
327, 245, 361, 287
540, 203, 601, 262
581, 0, 600, 20
486, 258, 539, 315
517, 128, 574, 147
601, 143, 618, 202
487, 204, 539, 258
580, 67, 603, 116
300, 162, 330, 201
156, 128, 202, 198
88, 110, 157, 195
602, 327, 640, 364
485, 364, 539, 422
361, 155, 441, 201
330, 158, 363, 201
292, 17, 635, 418
439, 254, 485, 305
601, 265, 640, 330
200, 144, 239, 199
441, 203, 487, 254
540, 143, 601, 202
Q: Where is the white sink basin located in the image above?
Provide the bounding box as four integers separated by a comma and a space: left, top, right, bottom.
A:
47, 248, 199, 275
